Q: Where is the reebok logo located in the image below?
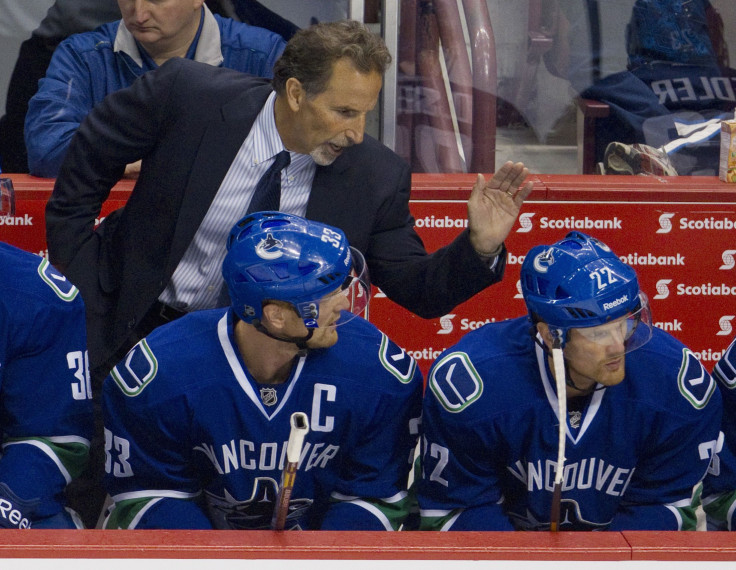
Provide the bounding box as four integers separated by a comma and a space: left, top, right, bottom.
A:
603, 295, 628, 311
0, 499, 31, 529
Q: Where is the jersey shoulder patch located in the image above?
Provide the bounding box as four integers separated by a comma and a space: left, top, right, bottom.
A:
678, 347, 717, 409
428, 351, 483, 413
378, 333, 417, 384
713, 338, 736, 389
37, 258, 79, 302
109, 339, 159, 397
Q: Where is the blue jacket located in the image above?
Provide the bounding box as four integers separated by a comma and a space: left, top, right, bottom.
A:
25, 6, 286, 177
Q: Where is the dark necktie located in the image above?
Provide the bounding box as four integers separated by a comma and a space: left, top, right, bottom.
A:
246, 150, 291, 214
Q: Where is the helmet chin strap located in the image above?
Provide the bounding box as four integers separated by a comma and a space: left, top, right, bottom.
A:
253, 321, 315, 355
549, 332, 567, 532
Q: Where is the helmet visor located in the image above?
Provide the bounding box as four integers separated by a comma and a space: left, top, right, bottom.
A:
0, 178, 15, 217
333, 247, 370, 326
572, 292, 653, 354
297, 247, 370, 328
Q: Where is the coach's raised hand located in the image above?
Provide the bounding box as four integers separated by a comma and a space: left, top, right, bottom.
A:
467, 161, 534, 258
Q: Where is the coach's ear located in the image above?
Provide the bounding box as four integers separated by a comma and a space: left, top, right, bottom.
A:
285, 77, 305, 112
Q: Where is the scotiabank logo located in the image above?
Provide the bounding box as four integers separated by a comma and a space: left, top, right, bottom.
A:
515, 279, 524, 299
517, 214, 622, 232
459, 317, 497, 331
517, 213, 535, 233
720, 250, 736, 270
718, 316, 735, 336
437, 314, 455, 335
0, 213, 33, 226
679, 216, 736, 230
653, 279, 672, 300
677, 283, 736, 296
414, 216, 468, 229
620, 252, 685, 266
657, 213, 676, 234
654, 279, 736, 297
657, 213, 736, 233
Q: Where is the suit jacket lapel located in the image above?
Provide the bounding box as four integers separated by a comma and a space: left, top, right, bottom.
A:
307, 151, 370, 251
167, 84, 274, 269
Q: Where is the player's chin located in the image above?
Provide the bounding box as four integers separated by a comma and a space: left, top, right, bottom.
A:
597, 369, 625, 387
308, 329, 339, 349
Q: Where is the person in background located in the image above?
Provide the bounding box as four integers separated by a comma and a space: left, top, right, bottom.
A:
0, 0, 121, 174
0, 191, 93, 528
214, 0, 299, 40
418, 231, 721, 530
46, 19, 534, 389
101, 212, 422, 530
25, 0, 287, 178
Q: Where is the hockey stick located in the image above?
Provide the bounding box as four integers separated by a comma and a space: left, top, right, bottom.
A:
549, 338, 567, 532
272, 411, 310, 531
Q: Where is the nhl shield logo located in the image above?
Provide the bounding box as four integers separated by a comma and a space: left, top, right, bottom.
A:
260, 387, 278, 406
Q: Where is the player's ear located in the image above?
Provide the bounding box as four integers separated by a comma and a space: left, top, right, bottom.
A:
536, 322, 554, 348
262, 302, 287, 331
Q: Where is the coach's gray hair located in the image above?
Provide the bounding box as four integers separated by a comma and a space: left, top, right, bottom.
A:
272, 19, 392, 97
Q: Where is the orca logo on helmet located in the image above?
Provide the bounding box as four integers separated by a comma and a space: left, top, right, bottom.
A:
255, 233, 284, 260
533, 248, 555, 273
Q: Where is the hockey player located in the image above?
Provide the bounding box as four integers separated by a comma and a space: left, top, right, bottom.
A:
703, 336, 736, 530
101, 211, 422, 530
418, 231, 721, 531
0, 194, 93, 528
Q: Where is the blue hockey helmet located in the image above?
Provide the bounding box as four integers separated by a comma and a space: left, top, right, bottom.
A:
520, 231, 652, 352
222, 211, 369, 328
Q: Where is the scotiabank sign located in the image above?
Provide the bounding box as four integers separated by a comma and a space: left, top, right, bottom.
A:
0, 198, 123, 258
369, 201, 736, 376
3, 190, 733, 378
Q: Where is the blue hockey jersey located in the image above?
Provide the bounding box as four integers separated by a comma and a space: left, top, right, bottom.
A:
102, 309, 422, 530
703, 335, 736, 530
0, 243, 93, 528
417, 316, 721, 531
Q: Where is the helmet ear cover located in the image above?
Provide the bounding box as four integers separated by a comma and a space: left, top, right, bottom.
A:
222, 211, 370, 328
521, 232, 652, 352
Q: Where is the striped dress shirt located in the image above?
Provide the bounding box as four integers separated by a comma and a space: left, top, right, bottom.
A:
159, 92, 316, 311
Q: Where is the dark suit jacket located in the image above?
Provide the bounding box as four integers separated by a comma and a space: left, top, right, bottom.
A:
46, 58, 504, 376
